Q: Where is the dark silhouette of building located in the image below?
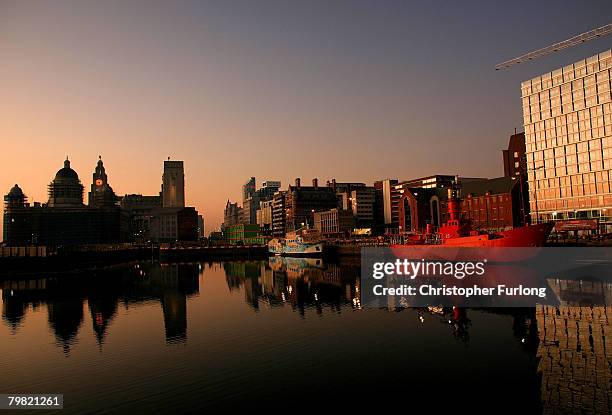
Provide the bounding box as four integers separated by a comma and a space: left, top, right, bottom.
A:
47, 158, 84, 208
88, 156, 118, 208
373, 179, 399, 233
119, 194, 162, 241
223, 200, 242, 230
271, 191, 287, 236
502, 132, 530, 224
502, 132, 527, 178
3, 158, 128, 246
285, 178, 338, 231
162, 160, 185, 208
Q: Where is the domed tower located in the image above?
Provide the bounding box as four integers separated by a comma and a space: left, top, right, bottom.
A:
47, 157, 84, 207
4, 184, 27, 210
3, 184, 28, 244
88, 156, 117, 208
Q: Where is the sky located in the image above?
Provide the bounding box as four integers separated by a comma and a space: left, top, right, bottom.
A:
1, 0, 611, 235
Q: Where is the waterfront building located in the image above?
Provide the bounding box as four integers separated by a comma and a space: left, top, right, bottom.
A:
503, 132, 527, 178
88, 156, 118, 208
326, 179, 367, 195
120, 194, 162, 241
47, 158, 84, 208
461, 177, 525, 230
350, 187, 375, 228
239, 179, 280, 226
3, 158, 127, 246
374, 179, 399, 233
256, 199, 273, 235
397, 177, 526, 232
313, 208, 355, 237
522, 49, 612, 231
240, 197, 258, 225
2, 185, 27, 243
285, 178, 338, 231
502, 132, 530, 224
271, 191, 287, 237
198, 215, 205, 239
224, 223, 264, 245
150, 207, 198, 242
162, 160, 185, 208
242, 177, 256, 203
223, 200, 242, 229
258, 181, 281, 201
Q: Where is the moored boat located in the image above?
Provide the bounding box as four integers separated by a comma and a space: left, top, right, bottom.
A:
268, 228, 325, 256
391, 180, 554, 256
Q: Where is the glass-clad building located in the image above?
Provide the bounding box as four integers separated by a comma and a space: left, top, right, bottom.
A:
522, 49, 612, 231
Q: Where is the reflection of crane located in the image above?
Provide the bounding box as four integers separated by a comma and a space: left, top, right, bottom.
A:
495, 23, 612, 70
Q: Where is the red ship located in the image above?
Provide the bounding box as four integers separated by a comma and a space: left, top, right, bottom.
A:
391, 182, 554, 249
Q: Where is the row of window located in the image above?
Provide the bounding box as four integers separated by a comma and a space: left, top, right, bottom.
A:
525, 102, 612, 139
521, 52, 612, 95
523, 80, 612, 114
529, 194, 612, 212
528, 137, 612, 161
529, 171, 612, 195
523, 69, 611, 103
524, 95, 611, 123
527, 128, 612, 152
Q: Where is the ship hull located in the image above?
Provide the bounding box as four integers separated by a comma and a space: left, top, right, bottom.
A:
390, 223, 554, 263
439, 222, 554, 248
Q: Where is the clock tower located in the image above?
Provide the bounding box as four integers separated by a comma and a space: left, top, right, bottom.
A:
88, 156, 117, 208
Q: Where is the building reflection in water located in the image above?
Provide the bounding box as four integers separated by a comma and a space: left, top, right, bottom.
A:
536, 277, 612, 414
3, 257, 612, 413
1, 262, 199, 353
224, 257, 361, 316
225, 257, 612, 413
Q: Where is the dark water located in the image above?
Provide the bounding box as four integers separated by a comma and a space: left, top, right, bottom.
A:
1, 258, 609, 414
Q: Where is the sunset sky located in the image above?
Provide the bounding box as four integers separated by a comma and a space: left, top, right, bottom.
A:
1, 0, 610, 235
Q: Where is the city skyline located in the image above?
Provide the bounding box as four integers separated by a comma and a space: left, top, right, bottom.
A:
1, 1, 611, 234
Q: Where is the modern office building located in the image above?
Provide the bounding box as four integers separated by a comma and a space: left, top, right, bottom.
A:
271, 191, 287, 237
313, 208, 355, 237
197, 215, 205, 239
522, 49, 612, 231
373, 179, 399, 231
120, 194, 162, 241
242, 177, 256, 203
240, 179, 281, 226
256, 199, 273, 234
223, 200, 242, 230
258, 181, 281, 200
150, 207, 198, 242
350, 187, 375, 228
162, 160, 185, 208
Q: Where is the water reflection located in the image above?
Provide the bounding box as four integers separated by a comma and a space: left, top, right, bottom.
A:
1, 258, 611, 414
224, 257, 361, 316
1, 263, 199, 352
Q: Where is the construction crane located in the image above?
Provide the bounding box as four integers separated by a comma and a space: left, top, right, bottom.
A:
495, 23, 612, 70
